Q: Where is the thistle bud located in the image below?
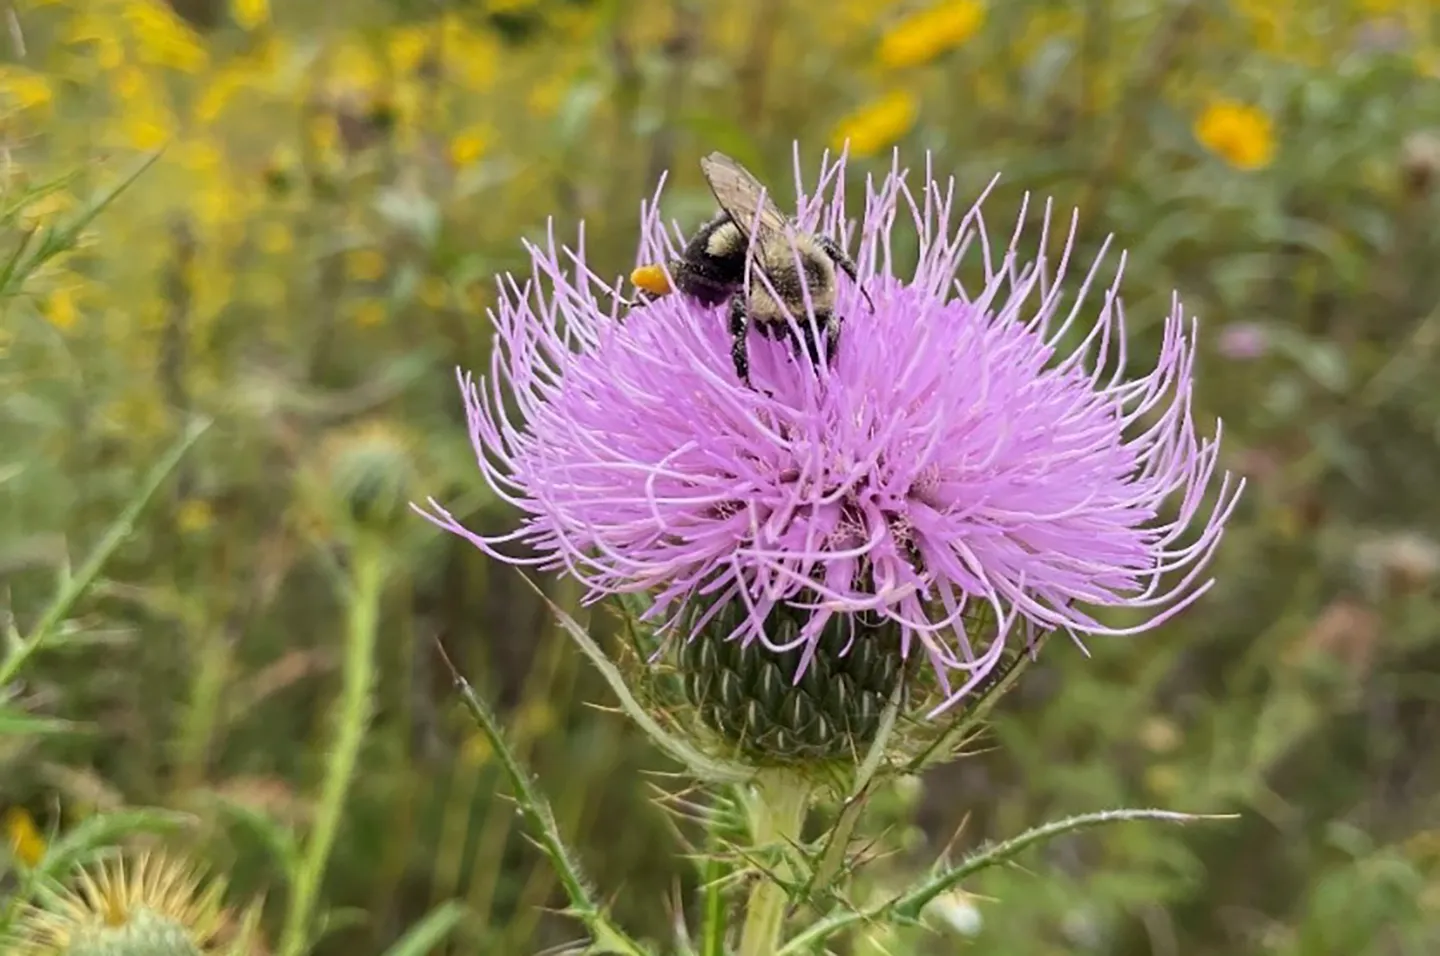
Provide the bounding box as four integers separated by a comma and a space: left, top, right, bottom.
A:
1401, 131, 1440, 197
323, 422, 416, 535
12, 852, 261, 956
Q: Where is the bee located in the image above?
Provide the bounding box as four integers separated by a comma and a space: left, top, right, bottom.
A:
632, 152, 872, 387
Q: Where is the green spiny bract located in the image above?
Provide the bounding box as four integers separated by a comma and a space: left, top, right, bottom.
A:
611, 589, 1036, 786
678, 597, 911, 766
61, 910, 206, 956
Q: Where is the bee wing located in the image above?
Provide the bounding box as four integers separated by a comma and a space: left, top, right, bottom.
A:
699, 152, 790, 241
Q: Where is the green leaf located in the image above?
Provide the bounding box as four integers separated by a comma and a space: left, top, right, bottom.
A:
34, 808, 196, 879
435, 639, 653, 956
0, 706, 84, 738
0, 416, 209, 687
778, 808, 1235, 954
514, 573, 753, 785
208, 792, 302, 876
378, 901, 469, 956
0, 151, 162, 299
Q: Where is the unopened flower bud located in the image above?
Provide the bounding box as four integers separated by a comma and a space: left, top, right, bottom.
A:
1401, 131, 1440, 197
324, 423, 416, 534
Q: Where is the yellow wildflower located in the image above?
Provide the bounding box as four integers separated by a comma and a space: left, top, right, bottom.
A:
121, 114, 173, 151
419, 275, 449, 309
177, 138, 223, 174
20, 190, 72, 232
327, 40, 382, 92
44, 287, 80, 332
830, 89, 919, 158
194, 71, 242, 124
307, 113, 340, 157
4, 807, 47, 867
258, 221, 294, 255
1195, 98, 1276, 171
877, 0, 986, 70
113, 64, 150, 102
0, 68, 53, 111
176, 498, 215, 534
388, 26, 433, 75
231, 0, 269, 30
96, 35, 126, 71
440, 13, 499, 90
527, 73, 568, 117
448, 125, 491, 167
123, 0, 209, 73
461, 733, 492, 765
347, 248, 387, 283
352, 300, 388, 327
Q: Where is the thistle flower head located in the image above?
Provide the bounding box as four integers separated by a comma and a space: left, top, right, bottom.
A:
418, 147, 1240, 728
12, 850, 260, 956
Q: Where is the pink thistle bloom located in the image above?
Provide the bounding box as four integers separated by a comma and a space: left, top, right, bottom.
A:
416, 148, 1243, 716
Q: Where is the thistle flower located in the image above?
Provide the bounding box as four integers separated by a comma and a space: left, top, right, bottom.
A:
11, 850, 263, 956
417, 148, 1240, 763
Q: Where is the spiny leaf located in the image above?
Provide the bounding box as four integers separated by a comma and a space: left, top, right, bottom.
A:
514, 573, 753, 785
778, 808, 1236, 953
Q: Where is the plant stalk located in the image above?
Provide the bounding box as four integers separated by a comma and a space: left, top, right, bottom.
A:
277, 537, 385, 956
738, 772, 811, 956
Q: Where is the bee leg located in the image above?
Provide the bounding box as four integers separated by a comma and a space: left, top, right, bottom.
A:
823, 316, 842, 366
796, 315, 840, 369
728, 295, 752, 387
816, 235, 874, 313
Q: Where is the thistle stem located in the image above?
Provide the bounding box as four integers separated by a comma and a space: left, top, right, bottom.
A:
277, 537, 385, 956
738, 772, 812, 956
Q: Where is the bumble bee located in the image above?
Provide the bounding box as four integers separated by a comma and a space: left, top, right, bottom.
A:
632, 152, 872, 387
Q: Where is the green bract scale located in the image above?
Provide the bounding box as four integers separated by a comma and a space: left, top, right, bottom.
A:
678, 598, 913, 766
62, 910, 204, 956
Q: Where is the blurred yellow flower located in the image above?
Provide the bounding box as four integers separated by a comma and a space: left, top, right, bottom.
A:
231, 0, 269, 30
527, 73, 568, 117
388, 26, 433, 74
96, 35, 126, 71
113, 64, 150, 101
352, 300, 388, 327
123, 114, 173, 151
1195, 98, 1276, 170
195, 72, 242, 124
448, 125, 491, 167
0, 68, 53, 111
440, 13, 499, 90
419, 275, 449, 309
123, 0, 209, 73
1016, 8, 1081, 60
347, 248, 388, 283
461, 733, 492, 765
328, 40, 382, 92
177, 138, 223, 174
308, 114, 340, 156
20, 190, 73, 232
176, 498, 215, 534
4, 806, 47, 867
195, 180, 244, 229
877, 0, 985, 70
44, 287, 80, 332
830, 89, 918, 158
259, 221, 294, 255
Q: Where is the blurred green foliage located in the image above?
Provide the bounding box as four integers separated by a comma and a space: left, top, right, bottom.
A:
2, 0, 1440, 952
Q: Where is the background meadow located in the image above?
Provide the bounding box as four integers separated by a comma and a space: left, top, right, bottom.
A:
3, 0, 1440, 953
